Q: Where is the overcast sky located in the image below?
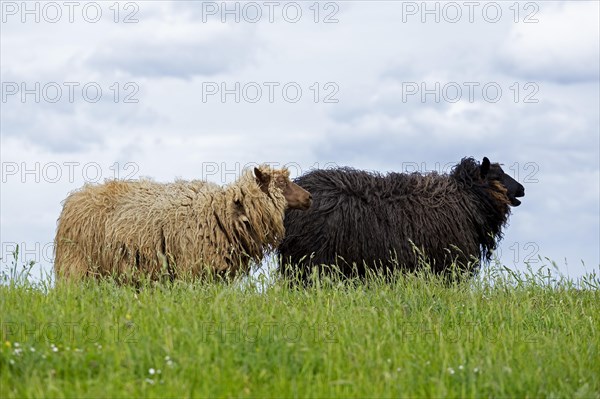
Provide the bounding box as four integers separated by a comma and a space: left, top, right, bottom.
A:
1, 1, 598, 281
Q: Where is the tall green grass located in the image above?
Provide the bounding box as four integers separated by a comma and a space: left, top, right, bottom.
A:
1, 254, 598, 398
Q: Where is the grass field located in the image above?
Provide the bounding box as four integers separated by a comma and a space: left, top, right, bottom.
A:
1, 258, 599, 398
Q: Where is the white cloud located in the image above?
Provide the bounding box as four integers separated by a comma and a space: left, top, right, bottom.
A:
499, 2, 600, 83
87, 21, 258, 79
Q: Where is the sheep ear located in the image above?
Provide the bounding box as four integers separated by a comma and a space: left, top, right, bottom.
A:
480, 157, 491, 178
254, 167, 270, 194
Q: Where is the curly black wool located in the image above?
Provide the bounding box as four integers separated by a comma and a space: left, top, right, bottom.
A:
278, 157, 525, 282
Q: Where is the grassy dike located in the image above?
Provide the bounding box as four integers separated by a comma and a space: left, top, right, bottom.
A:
1, 265, 599, 398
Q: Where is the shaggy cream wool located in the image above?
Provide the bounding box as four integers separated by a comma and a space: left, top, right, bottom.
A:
54, 165, 289, 281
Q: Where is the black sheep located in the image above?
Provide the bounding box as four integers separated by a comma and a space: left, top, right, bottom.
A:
278, 157, 525, 281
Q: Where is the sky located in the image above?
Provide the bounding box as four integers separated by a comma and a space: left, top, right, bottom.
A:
1, 1, 598, 281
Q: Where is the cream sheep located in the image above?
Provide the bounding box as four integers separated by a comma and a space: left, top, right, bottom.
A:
54, 165, 312, 282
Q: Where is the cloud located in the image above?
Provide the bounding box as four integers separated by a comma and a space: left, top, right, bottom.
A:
87, 19, 258, 79
1, 104, 103, 153
498, 2, 600, 83
0, 81, 161, 153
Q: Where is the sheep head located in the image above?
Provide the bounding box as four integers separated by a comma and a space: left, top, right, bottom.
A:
254, 167, 312, 210
480, 157, 525, 207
